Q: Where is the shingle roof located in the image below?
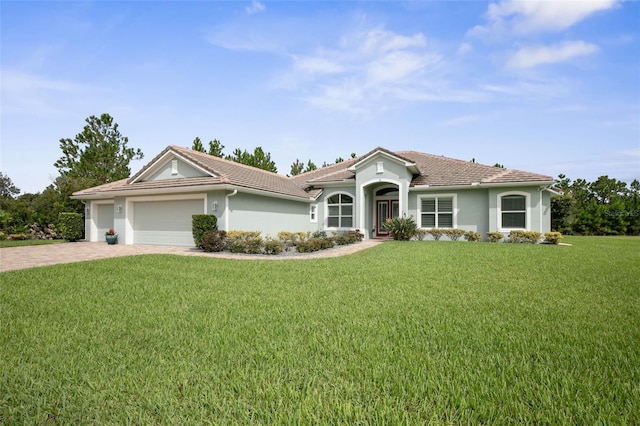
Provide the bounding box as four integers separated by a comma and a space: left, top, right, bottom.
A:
72, 145, 554, 199
167, 146, 311, 198
397, 151, 553, 186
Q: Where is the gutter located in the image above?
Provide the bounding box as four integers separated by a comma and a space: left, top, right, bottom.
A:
224, 190, 238, 232
409, 180, 556, 191
71, 183, 313, 203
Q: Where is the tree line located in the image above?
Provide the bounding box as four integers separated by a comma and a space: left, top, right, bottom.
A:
189, 137, 356, 175
0, 113, 638, 238
551, 174, 640, 235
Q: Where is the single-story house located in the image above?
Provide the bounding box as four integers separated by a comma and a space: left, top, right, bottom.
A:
72, 145, 559, 246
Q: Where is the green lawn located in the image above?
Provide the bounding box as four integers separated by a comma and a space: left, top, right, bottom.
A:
1, 237, 638, 424
0, 239, 64, 248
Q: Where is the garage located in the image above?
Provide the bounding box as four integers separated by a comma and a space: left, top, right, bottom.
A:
132, 198, 204, 246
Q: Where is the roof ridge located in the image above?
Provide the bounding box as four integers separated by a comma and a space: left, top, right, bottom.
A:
170, 145, 285, 177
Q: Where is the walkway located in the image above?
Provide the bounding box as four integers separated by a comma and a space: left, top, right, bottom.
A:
0, 240, 384, 273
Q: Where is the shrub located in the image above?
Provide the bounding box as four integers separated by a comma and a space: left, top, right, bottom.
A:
311, 231, 326, 239
277, 231, 308, 248
334, 234, 350, 245
227, 231, 263, 254
523, 231, 542, 244
296, 238, 321, 253
58, 212, 83, 242
415, 229, 429, 241
0, 231, 5, 240
428, 229, 445, 241
544, 231, 563, 244
201, 230, 228, 252
346, 230, 364, 243
507, 230, 526, 243
8, 233, 27, 240
508, 230, 542, 244
192, 215, 218, 248
464, 231, 481, 242
486, 232, 504, 243
263, 237, 284, 255
383, 214, 418, 240
445, 229, 466, 241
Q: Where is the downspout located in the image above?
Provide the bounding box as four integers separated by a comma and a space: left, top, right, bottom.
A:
224, 190, 238, 232
539, 186, 543, 233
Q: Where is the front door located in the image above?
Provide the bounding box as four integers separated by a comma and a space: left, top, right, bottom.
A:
376, 200, 399, 237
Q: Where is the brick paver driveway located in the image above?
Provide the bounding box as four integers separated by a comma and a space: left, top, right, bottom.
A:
0, 240, 383, 272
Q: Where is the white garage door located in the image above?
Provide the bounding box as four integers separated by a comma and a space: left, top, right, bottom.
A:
96, 204, 114, 238
133, 199, 204, 246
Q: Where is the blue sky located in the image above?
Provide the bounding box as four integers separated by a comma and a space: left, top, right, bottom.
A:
2, 0, 638, 194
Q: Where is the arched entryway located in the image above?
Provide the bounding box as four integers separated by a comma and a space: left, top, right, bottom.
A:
374, 186, 400, 237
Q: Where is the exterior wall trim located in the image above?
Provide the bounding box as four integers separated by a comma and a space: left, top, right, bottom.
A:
496, 190, 531, 232
417, 193, 458, 229
358, 177, 405, 239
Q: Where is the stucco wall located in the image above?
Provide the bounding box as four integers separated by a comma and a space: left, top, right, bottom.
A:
408, 189, 490, 236
148, 159, 207, 181
354, 155, 413, 236
488, 186, 550, 234
225, 191, 312, 236
316, 186, 356, 233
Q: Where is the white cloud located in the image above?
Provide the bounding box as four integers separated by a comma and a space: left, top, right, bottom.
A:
277, 27, 462, 114
439, 115, 482, 127
457, 42, 473, 55
621, 148, 640, 157
293, 55, 344, 74
507, 40, 599, 68
0, 70, 92, 115
245, 1, 265, 15
470, 0, 618, 37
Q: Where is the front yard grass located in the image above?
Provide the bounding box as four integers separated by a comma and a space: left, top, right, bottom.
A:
0, 239, 64, 248
1, 236, 638, 424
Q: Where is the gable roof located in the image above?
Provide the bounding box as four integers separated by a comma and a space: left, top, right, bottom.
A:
293, 146, 553, 187
72, 145, 554, 199
73, 145, 313, 200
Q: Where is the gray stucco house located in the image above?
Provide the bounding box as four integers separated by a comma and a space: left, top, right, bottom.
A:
72, 145, 558, 246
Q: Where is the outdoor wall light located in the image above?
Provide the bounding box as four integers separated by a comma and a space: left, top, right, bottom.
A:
116, 204, 123, 213
211, 201, 218, 211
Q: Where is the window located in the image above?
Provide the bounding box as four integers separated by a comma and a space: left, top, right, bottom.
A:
327, 193, 353, 228
376, 187, 399, 196
310, 204, 317, 223
420, 196, 454, 228
501, 195, 526, 229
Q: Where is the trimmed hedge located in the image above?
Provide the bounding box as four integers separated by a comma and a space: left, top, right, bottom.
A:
201, 230, 227, 252
544, 232, 563, 244
464, 231, 481, 242
192, 215, 218, 248
508, 230, 542, 244
486, 232, 504, 243
58, 212, 83, 242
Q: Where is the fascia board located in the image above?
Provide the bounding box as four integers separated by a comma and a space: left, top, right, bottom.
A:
347, 150, 416, 172
71, 184, 313, 203
409, 180, 556, 191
